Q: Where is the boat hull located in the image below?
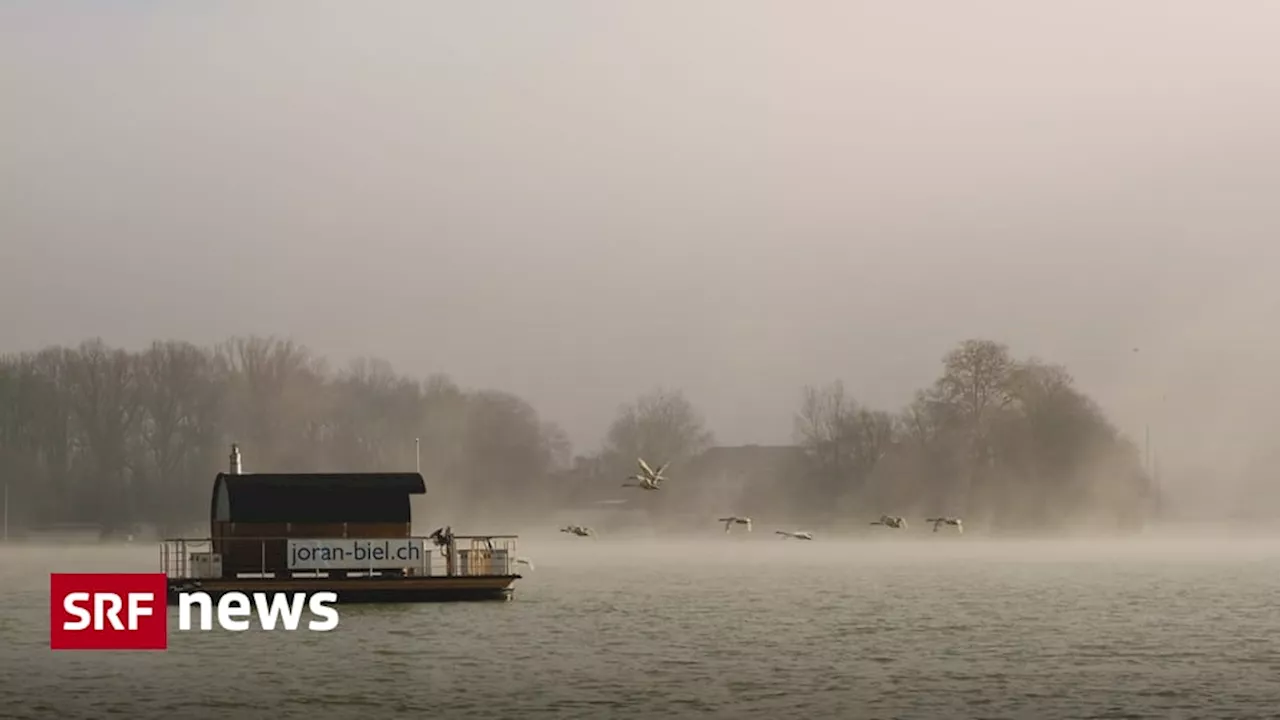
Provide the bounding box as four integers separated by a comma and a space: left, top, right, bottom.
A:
166, 575, 521, 604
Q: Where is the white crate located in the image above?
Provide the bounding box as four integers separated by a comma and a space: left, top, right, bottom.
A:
488, 549, 509, 575
456, 549, 509, 575
190, 552, 223, 579
456, 549, 476, 575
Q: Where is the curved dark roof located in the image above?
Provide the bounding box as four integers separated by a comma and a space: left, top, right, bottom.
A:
217, 473, 426, 493
212, 472, 425, 524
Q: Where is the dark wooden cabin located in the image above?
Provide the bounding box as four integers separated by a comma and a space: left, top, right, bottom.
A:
210, 472, 427, 577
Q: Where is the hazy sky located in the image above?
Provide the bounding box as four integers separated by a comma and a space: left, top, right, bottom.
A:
4, 1, 1280, 492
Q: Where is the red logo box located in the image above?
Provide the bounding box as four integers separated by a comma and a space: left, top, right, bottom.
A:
50, 573, 168, 650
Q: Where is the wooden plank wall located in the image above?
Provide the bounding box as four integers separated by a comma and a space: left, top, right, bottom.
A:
211, 521, 413, 576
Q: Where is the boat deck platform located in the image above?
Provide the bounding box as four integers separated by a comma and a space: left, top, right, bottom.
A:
161, 535, 522, 604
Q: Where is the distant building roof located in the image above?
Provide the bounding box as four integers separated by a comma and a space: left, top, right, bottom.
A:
687, 444, 807, 468
211, 472, 425, 525
680, 445, 809, 499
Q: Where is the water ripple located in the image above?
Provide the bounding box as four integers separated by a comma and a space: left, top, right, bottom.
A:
4, 539, 1280, 718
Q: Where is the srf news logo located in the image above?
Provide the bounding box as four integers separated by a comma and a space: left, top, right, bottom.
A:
50, 573, 339, 650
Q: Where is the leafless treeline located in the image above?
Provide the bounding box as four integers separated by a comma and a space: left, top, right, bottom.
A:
0, 335, 1149, 536
790, 339, 1150, 531
562, 339, 1148, 533
0, 336, 574, 535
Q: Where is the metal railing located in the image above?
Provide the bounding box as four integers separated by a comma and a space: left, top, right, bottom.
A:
455, 535, 519, 576
161, 537, 217, 579
160, 535, 520, 580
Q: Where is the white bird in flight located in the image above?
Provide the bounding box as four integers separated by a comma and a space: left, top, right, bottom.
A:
925, 517, 963, 534
870, 515, 908, 530
560, 525, 593, 537
775, 530, 814, 540
622, 457, 669, 490
513, 557, 535, 571
718, 516, 752, 533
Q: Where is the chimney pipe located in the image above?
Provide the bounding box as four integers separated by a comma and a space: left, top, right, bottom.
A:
229, 444, 242, 475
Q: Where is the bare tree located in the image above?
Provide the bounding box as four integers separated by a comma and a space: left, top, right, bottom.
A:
793, 381, 896, 505
456, 390, 565, 521
15, 349, 76, 518
64, 340, 144, 530
134, 340, 225, 528
327, 356, 424, 470
217, 336, 328, 470
603, 387, 714, 468
794, 380, 858, 478
991, 358, 1145, 530
933, 339, 1016, 433
926, 339, 1018, 521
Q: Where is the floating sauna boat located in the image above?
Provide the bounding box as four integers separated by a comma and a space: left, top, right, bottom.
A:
160, 445, 521, 604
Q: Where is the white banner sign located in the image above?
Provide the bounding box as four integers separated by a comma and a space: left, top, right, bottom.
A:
287, 538, 426, 570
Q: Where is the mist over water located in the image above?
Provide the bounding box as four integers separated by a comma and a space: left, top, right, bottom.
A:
9, 536, 1280, 719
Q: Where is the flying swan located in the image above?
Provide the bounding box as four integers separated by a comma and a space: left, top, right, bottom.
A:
925, 517, 963, 534
718, 516, 752, 533
870, 515, 908, 530
775, 530, 814, 540
622, 457, 669, 491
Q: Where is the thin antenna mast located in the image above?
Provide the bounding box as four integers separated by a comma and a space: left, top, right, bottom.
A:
415, 438, 421, 474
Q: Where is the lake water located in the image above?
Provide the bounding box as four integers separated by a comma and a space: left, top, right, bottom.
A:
4, 534, 1280, 719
